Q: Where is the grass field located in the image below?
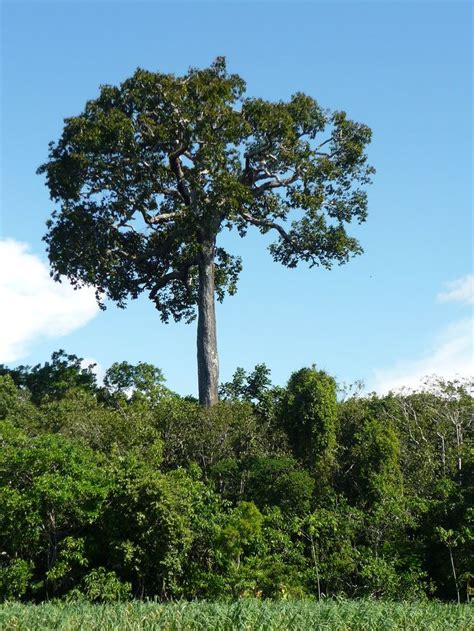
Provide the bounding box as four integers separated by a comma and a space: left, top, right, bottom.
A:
1, 599, 473, 631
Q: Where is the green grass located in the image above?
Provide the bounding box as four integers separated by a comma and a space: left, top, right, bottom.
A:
1, 599, 473, 631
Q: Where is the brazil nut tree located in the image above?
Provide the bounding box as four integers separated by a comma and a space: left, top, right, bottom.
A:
39, 58, 374, 406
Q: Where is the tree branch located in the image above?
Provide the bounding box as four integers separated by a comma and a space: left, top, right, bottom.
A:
149, 270, 186, 298
141, 211, 183, 225
241, 155, 299, 193
252, 172, 298, 196
169, 152, 192, 205
240, 212, 295, 246
241, 211, 319, 266
149, 257, 198, 300
315, 137, 333, 151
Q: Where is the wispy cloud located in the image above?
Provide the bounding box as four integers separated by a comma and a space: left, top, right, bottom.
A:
0, 239, 99, 363
371, 318, 473, 394
437, 274, 474, 305
370, 275, 473, 394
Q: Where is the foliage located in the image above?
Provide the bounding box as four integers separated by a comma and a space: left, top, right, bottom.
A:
280, 367, 338, 488
0, 351, 472, 603
38, 388, 162, 455
98, 451, 220, 599
1, 600, 474, 631
0, 424, 110, 600
158, 399, 265, 472
219, 364, 272, 404
0, 375, 42, 432
74, 568, 132, 603
102, 361, 168, 403
38, 59, 373, 320
0, 560, 33, 601
210, 455, 313, 514
0, 350, 97, 405
38, 58, 374, 404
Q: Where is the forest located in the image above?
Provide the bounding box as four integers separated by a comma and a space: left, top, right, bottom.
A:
1, 350, 472, 604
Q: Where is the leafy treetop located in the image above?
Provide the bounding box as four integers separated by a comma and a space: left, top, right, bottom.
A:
38, 57, 374, 324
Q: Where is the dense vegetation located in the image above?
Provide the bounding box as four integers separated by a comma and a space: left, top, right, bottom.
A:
2, 599, 474, 631
0, 351, 472, 604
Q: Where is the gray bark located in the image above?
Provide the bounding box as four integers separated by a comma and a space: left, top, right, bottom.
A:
448, 542, 460, 605
197, 240, 219, 406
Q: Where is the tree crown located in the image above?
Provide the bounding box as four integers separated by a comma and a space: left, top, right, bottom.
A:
39, 57, 374, 322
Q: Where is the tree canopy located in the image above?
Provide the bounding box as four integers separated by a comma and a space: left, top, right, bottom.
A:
1, 352, 472, 602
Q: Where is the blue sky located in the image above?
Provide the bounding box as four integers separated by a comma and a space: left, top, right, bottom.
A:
1, 0, 472, 395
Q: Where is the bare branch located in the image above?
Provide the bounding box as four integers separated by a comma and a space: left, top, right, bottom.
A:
169, 153, 192, 205
159, 186, 185, 200
240, 212, 295, 246
142, 211, 183, 225
315, 149, 340, 160
315, 137, 333, 151
253, 172, 298, 195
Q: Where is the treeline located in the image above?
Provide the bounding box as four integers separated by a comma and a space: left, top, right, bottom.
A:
0, 351, 472, 603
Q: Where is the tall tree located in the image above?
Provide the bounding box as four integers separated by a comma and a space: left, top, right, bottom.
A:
38, 58, 374, 405
280, 367, 338, 489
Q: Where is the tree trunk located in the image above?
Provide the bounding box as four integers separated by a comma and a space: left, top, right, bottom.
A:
310, 534, 321, 601
448, 542, 461, 604
197, 240, 219, 406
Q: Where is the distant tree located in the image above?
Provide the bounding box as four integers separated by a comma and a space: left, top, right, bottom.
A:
39, 388, 162, 455
0, 426, 110, 600
301, 502, 364, 599
103, 360, 167, 403
280, 367, 338, 488
0, 375, 39, 429
38, 58, 374, 405
219, 364, 272, 403
0, 350, 97, 405
216, 501, 263, 571
102, 456, 213, 599
351, 417, 403, 506
220, 365, 287, 451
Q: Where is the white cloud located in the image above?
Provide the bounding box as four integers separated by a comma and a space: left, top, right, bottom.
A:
371, 274, 474, 394
0, 239, 99, 363
371, 317, 473, 394
437, 274, 474, 305
80, 357, 105, 386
